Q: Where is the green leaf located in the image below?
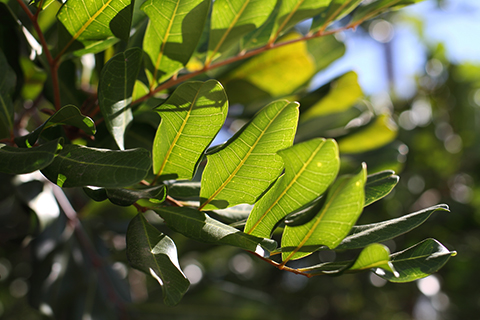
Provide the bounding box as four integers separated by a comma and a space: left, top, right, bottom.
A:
56, 0, 133, 55
337, 114, 398, 154
310, 0, 363, 33
142, 0, 210, 84
301, 72, 362, 121
167, 181, 201, 200
348, 243, 397, 275
155, 206, 277, 255
126, 213, 189, 305
299, 243, 397, 276
213, 204, 253, 224
364, 170, 399, 206
206, 0, 277, 64
337, 204, 449, 250
0, 49, 15, 139
245, 138, 340, 238
15, 105, 96, 148
84, 185, 166, 206
350, 0, 424, 27
41, 144, 151, 187
281, 163, 367, 262
224, 33, 316, 98
98, 48, 143, 150
270, 0, 331, 41
376, 238, 456, 283
199, 100, 299, 210
153, 80, 228, 180
0, 139, 63, 174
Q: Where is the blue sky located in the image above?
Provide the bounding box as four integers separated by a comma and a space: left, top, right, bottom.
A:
312, 0, 480, 98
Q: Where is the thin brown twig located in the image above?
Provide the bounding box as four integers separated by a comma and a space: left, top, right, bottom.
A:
247, 251, 313, 278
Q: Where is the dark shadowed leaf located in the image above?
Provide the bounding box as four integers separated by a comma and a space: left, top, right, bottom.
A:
41, 144, 151, 187
99, 48, 143, 150
127, 213, 189, 305
337, 204, 449, 250
376, 238, 456, 283
200, 100, 299, 210
364, 170, 399, 206
0, 139, 63, 174
281, 163, 367, 262
310, 0, 362, 33
84, 185, 166, 206
15, 105, 95, 148
153, 80, 228, 180
245, 138, 339, 238
167, 181, 201, 200
0, 49, 15, 139
155, 206, 277, 255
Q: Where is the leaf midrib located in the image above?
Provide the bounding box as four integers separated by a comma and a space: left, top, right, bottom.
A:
199, 102, 290, 210
246, 139, 326, 235
152, 0, 181, 84
283, 177, 348, 263
207, 0, 252, 64
59, 0, 114, 57
156, 86, 202, 177
272, 0, 305, 41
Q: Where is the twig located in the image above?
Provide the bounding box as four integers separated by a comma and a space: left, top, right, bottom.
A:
247, 251, 313, 278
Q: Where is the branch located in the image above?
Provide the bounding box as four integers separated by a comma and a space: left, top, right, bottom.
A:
131, 25, 352, 106
247, 251, 313, 278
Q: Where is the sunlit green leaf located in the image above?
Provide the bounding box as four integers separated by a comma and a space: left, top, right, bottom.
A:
206, 0, 277, 64
281, 163, 367, 262
57, 0, 133, 55
199, 100, 299, 210
153, 80, 228, 180
127, 213, 189, 305
350, 0, 424, 27
0, 139, 63, 174
245, 138, 339, 238
364, 170, 399, 206
338, 114, 398, 154
155, 206, 277, 255
41, 144, 151, 187
84, 184, 166, 206
99, 48, 143, 150
271, 0, 331, 41
301, 72, 362, 121
337, 204, 449, 250
142, 0, 210, 84
349, 243, 396, 274
15, 105, 96, 148
310, 0, 363, 33
376, 238, 456, 283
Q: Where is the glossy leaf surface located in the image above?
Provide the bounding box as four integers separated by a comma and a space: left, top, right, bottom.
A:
155, 206, 277, 255
57, 0, 132, 54
126, 213, 189, 305
364, 170, 399, 206
153, 80, 228, 180
245, 138, 339, 238
337, 204, 449, 250
0, 139, 62, 174
376, 238, 456, 283
98, 48, 143, 150
142, 0, 210, 84
15, 105, 95, 148
200, 100, 299, 210
207, 0, 277, 64
281, 163, 367, 262
348, 243, 396, 274
41, 144, 151, 187
84, 185, 166, 206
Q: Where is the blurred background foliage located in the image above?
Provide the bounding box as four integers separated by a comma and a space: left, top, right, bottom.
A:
1, 0, 479, 319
